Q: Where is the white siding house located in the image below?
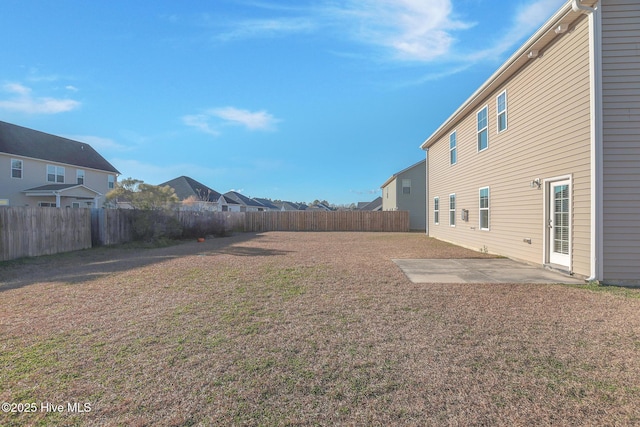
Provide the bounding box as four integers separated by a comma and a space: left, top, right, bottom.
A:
420, 0, 640, 286
0, 121, 119, 208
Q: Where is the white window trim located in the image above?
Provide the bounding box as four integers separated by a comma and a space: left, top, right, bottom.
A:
479, 187, 490, 231
108, 175, 115, 189
449, 193, 456, 227
449, 130, 457, 165
477, 105, 489, 152
434, 197, 440, 225
77, 169, 85, 185
497, 90, 508, 133
47, 165, 65, 183
11, 158, 23, 179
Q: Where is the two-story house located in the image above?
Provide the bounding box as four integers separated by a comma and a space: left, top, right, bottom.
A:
0, 121, 120, 208
381, 159, 426, 231
420, 0, 639, 286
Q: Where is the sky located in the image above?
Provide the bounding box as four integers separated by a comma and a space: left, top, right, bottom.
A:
0, 0, 566, 205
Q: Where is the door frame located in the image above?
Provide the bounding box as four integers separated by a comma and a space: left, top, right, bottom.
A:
543, 174, 572, 271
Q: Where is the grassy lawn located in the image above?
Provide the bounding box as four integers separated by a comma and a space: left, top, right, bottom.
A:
1, 232, 639, 426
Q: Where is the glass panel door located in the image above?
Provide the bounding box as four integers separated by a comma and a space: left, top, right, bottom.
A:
549, 180, 570, 267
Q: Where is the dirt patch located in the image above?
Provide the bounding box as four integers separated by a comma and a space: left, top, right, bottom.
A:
1, 232, 639, 426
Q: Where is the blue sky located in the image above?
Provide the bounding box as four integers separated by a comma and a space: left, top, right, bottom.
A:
1, 0, 565, 205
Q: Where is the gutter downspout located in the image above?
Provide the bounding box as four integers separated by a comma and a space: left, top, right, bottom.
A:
572, 0, 595, 13
574, 0, 603, 282
425, 148, 429, 236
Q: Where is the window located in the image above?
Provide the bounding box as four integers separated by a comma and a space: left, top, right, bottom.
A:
449, 194, 456, 227
11, 159, 22, 178
479, 187, 490, 230
108, 175, 115, 189
76, 170, 85, 185
497, 91, 507, 132
477, 106, 488, 151
38, 202, 56, 207
434, 197, 440, 225
402, 179, 411, 195
47, 165, 65, 183
449, 131, 457, 165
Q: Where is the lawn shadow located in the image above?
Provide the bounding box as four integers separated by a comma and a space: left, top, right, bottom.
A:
0, 232, 273, 292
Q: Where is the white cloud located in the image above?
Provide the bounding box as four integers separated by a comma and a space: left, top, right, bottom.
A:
65, 85, 79, 92
183, 107, 280, 136
333, 0, 473, 62
208, 107, 279, 131
215, 17, 316, 41
182, 113, 221, 136
0, 82, 80, 114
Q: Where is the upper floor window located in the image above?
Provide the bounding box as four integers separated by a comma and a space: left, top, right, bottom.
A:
11, 159, 22, 179
477, 106, 488, 152
434, 197, 440, 225
449, 131, 457, 165
402, 179, 411, 195
497, 91, 507, 133
108, 175, 115, 189
77, 169, 85, 185
449, 194, 456, 227
47, 165, 65, 183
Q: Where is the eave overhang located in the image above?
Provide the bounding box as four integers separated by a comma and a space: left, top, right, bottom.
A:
420, 0, 597, 150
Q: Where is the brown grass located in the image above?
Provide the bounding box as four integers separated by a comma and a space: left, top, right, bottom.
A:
1, 232, 639, 426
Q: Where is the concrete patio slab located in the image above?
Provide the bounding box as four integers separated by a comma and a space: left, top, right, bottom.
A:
393, 258, 586, 284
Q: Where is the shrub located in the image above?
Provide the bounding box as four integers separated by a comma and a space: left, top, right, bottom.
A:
131, 210, 183, 242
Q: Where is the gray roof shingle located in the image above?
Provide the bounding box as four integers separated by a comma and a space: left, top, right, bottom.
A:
159, 176, 223, 202
0, 121, 120, 174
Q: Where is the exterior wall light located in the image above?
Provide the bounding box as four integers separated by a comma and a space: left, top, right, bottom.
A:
530, 178, 542, 189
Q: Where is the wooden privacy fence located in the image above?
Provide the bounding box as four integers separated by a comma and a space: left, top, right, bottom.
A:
0, 207, 91, 261
1, 208, 409, 261
90, 209, 247, 247
244, 211, 409, 232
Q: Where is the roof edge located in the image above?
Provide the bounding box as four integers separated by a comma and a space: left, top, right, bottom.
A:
420, 0, 586, 150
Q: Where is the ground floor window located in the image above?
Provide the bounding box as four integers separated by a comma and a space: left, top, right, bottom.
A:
449, 194, 456, 227
38, 202, 56, 207
479, 187, 489, 230
434, 197, 439, 225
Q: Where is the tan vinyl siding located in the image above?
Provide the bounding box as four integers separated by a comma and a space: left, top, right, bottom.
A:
601, 0, 640, 285
382, 177, 397, 212
428, 15, 592, 276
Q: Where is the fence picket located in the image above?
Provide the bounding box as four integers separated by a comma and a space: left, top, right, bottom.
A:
1, 208, 409, 261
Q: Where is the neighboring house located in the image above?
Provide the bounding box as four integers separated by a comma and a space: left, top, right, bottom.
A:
0, 121, 119, 208
307, 202, 333, 211
274, 201, 307, 211
381, 159, 426, 231
253, 198, 281, 211
357, 197, 383, 211
420, 0, 640, 285
159, 176, 240, 212
223, 191, 267, 212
